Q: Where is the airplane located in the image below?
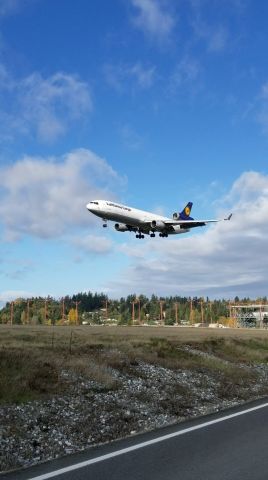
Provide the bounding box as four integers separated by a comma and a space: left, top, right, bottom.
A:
86, 200, 232, 239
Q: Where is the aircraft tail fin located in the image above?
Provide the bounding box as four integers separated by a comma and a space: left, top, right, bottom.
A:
179, 202, 193, 220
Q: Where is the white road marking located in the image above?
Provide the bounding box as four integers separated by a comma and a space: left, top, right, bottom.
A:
28, 401, 268, 480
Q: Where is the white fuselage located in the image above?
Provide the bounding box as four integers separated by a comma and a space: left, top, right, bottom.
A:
87, 200, 171, 225
86, 199, 230, 238
86, 199, 190, 237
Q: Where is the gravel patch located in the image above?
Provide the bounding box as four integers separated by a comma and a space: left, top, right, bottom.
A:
1, 356, 268, 473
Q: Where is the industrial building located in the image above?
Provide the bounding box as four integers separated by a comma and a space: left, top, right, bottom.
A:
230, 304, 268, 328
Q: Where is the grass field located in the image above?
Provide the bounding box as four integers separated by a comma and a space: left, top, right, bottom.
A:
1, 324, 268, 405
2, 324, 268, 472
2, 323, 268, 344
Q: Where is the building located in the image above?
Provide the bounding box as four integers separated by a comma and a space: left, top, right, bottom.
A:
231, 304, 268, 328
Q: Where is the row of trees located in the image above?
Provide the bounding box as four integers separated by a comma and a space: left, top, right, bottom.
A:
1, 292, 267, 326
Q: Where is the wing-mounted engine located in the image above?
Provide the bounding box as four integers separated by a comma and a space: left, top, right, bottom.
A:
114, 223, 129, 232
151, 220, 166, 231
172, 225, 189, 234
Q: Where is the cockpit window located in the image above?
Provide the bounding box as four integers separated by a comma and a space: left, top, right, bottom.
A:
90, 201, 99, 205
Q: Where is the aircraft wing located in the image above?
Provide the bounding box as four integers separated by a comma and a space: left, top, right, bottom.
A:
164, 214, 232, 229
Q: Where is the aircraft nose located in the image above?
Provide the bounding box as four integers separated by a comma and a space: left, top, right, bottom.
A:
87, 202, 100, 212
86, 203, 96, 212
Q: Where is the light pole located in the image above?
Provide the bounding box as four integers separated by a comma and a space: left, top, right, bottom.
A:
103, 299, 108, 321
259, 303, 263, 329
26, 299, 30, 324
136, 297, 141, 324
209, 301, 213, 324
159, 301, 164, 325
44, 298, 50, 324
174, 302, 178, 325
131, 300, 136, 323
10, 301, 14, 325
189, 298, 194, 324
62, 298, 65, 324
200, 299, 204, 325
74, 301, 81, 325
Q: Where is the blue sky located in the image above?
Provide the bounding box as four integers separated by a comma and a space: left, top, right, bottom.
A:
1, 0, 268, 305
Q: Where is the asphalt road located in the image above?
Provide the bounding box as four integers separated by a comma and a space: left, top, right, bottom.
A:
2, 399, 268, 480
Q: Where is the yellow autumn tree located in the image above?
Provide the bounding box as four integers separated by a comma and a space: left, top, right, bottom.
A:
68, 308, 77, 325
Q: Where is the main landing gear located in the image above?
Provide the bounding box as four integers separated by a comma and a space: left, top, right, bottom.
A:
134, 232, 168, 239
102, 219, 107, 228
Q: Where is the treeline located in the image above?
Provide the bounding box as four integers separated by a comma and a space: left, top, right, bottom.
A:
1, 292, 267, 326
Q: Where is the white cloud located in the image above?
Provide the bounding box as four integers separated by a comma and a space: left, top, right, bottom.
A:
243, 81, 268, 136
224, 171, 268, 204
0, 290, 35, 305
0, 69, 92, 142
190, 3, 229, 53
5, 264, 34, 280
130, 0, 175, 40
255, 81, 268, 135
0, 0, 40, 19
0, 63, 10, 87
104, 62, 155, 92
128, 63, 156, 88
72, 234, 113, 255
0, 148, 124, 240
206, 26, 229, 52
20, 72, 92, 142
119, 124, 143, 150
106, 171, 268, 299
194, 22, 228, 53
0, 0, 22, 16
117, 242, 145, 259
169, 56, 201, 94
261, 83, 268, 99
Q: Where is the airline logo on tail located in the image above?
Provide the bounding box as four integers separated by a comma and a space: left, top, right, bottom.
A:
179, 202, 193, 220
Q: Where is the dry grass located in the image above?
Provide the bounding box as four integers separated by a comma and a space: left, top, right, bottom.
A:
63, 355, 120, 391
1, 325, 268, 404
191, 337, 268, 363
0, 348, 63, 403
216, 368, 257, 400
3, 324, 268, 344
